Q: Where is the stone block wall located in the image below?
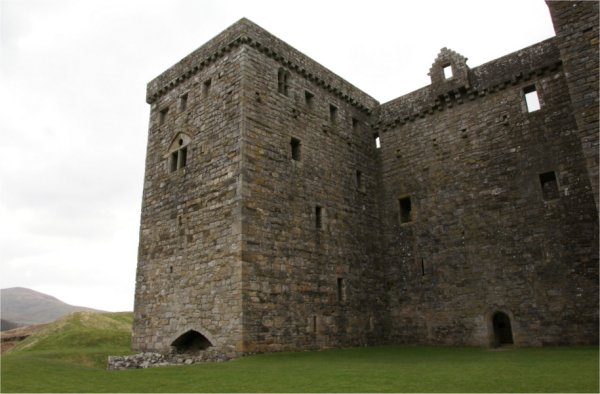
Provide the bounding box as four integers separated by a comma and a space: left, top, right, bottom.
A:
377, 38, 598, 346
239, 40, 387, 352
132, 45, 244, 356
132, 2, 599, 359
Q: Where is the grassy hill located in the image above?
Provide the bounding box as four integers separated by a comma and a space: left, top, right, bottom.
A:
1, 287, 104, 326
1, 311, 598, 392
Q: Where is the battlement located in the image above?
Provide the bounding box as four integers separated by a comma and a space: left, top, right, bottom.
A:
146, 18, 378, 113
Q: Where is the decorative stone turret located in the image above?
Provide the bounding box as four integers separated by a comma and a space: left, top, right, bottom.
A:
428, 47, 471, 95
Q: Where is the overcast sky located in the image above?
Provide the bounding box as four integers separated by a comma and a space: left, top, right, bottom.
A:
0, 0, 556, 312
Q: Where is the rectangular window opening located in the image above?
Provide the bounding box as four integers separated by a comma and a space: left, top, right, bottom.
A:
329, 104, 338, 123
305, 90, 314, 108
443, 64, 453, 79
539, 171, 559, 200
315, 205, 322, 229
170, 151, 178, 172
159, 107, 169, 125
203, 79, 212, 96
421, 258, 425, 276
356, 170, 365, 192
352, 118, 359, 130
179, 147, 187, 168
179, 93, 188, 112
312, 316, 317, 333
291, 137, 301, 161
399, 196, 412, 223
374, 133, 381, 149
337, 278, 345, 303
524, 85, 541, 112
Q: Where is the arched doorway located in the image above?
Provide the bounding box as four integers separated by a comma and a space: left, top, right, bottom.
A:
171, 330, 212, 353
492, 312, 514, 347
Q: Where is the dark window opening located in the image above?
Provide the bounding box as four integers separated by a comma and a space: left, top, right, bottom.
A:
443, 64, 453, 79
399, 196, 412, 223
337, 278, 345, 302
179, 93, 188, 111
524, 85, 540, 112
312, 316, 317, 333
356, 170, 365, 192
278, 68, 290, 96
291, 137, 301, 161
203, 79, 212, 96
169, 266, 173, 273
171, 330, 212, 353
180, 146, 188, 168
159, 107, 169, 125
170, 151, 179, 172
421, 258, 425, 276
373, 133, 381, 149
305, 90, 314, 108
540, 171, 559, 200
492, 312, 514, 347
329, 104, 338, 123
352, 118, 359, 130
315, 205, 322, 229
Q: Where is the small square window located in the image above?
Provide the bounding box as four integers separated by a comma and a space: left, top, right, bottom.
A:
399, 196, 412, 223
539, 171, 559, 200
291, 137, 301, 161
524, 85, 541, 112
443, 65, 453, 79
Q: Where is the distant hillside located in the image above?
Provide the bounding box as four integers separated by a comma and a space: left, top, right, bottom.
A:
1, 287, 104, 327
1, 319, 22, 331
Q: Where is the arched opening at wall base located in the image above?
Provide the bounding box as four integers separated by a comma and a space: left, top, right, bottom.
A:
171, 330, 212, 354
492, 312, 514, 347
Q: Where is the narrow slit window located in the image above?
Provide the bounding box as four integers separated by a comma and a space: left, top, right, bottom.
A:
159, 107, 169, 125
356, 170, 365, 192
421, 258, 425, 276
443, 65, 453, 79
374, 133, 381, 149
179, 93, 188, 112
315, 205, 322, 229
203, 79, 212, 96
312, 316, 317, 333
170, 151, 179, 172
278, 68, 290, 96
179, 146, 187, 168
524, 85, 541, 112
539, 171, 559, 200
291, 137, 301, 161
337, 278, 345, 302
399, 196, 412, 223
305, 90, 314, 108
329, 104, 338, 123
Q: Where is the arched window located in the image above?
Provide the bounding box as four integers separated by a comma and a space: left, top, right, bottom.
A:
278, 68, 290, 96
167, 133, 191, 172
171, 330, 212, 353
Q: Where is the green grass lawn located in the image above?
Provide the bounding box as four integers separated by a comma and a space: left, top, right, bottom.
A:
1, 312, 598, 393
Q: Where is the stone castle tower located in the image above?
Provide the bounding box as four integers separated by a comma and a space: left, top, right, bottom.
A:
132, 1, 598, 359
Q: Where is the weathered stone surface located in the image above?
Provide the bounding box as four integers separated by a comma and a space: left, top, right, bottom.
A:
130, 2, 598, 364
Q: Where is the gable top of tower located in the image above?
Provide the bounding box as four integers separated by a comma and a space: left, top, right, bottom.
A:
146, 18, 379, 113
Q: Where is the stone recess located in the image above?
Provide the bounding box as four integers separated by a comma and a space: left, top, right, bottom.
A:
131, 1, 598, 363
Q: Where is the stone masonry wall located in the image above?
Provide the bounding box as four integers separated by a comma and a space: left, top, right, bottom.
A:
377, 39, 598, 346
132, 2, 599, 360
239, 38, 387, 352
547, 1, 599, 209
132, 46, 244, 357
